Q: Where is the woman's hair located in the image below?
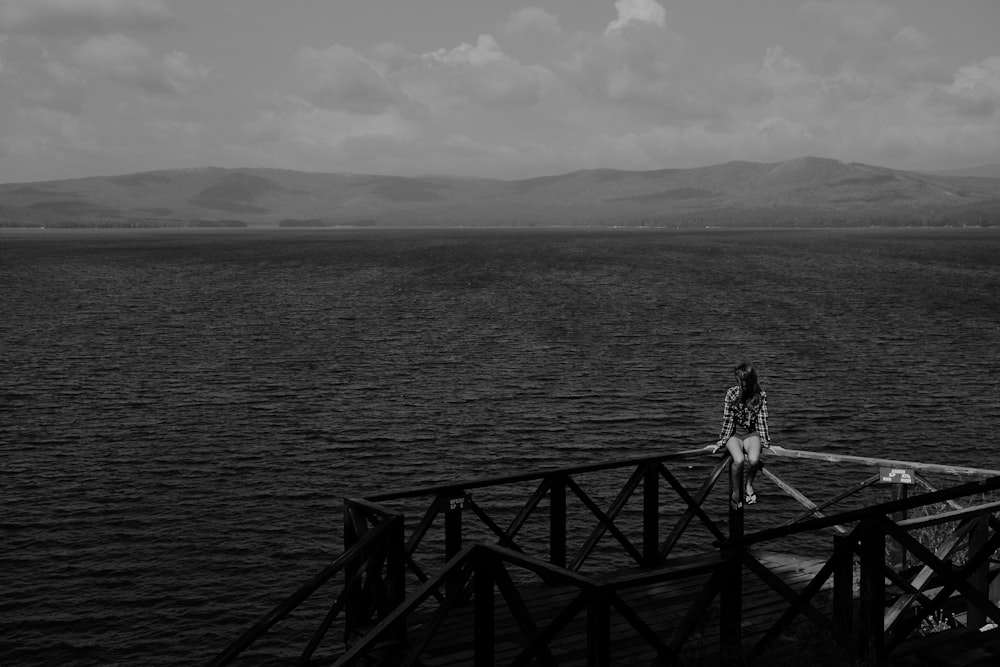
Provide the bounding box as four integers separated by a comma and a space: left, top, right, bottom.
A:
734, 362, 763, 411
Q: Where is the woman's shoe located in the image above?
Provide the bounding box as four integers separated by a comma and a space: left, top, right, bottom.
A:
745, 492, 758, 505
730, 494, 743, 510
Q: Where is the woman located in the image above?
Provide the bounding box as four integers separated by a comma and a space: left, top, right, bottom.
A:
712, 362, 771, 509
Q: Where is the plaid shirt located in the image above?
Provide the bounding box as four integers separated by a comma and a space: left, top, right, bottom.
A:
716, 385, 770, 448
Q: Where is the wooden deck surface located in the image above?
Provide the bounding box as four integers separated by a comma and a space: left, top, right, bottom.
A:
398, 550, 847, 666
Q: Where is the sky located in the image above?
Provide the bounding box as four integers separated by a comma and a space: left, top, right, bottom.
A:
0, 0, 998, 183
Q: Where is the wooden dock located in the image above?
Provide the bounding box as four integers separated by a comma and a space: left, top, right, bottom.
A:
209, 447, 1000, 666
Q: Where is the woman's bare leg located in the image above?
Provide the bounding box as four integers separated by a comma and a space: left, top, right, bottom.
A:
725, 436, 746, 507
743, 435, 763, 497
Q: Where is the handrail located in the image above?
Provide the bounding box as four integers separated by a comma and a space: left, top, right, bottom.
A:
739, 473, 1000, 547
363, 446, 1000, 505
344, 496, 400, 517
767, 446, 1000, 478
896, 498, 1000, 529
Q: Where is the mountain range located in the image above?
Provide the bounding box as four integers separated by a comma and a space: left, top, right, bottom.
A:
2, 157, 998, 228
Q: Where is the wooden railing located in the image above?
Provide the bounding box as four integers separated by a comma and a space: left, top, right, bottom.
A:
209, 447, 1000, 666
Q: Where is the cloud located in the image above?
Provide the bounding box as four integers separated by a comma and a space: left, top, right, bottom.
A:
357, 7, 689, 121
417, 35, 543, 107
722, 3, 949, 116
605, 0, 667, 34
0, 0, 173, 36
426, 34, 506, 67
294, 44, 425, 118
244, 99, 412, 150
72, 33, 206, 96
501, 7, 563, 42
498, 8, 566, 65
797, 0, 945, 85
2, 105, 99, 160
798, 0, 899, 40
557, 4, 691, 115
17, 76, 87, 115
0, 40, 88, 114
760, 46, 812, 88
234, 98, 432, 176
939, 56, 1000, 117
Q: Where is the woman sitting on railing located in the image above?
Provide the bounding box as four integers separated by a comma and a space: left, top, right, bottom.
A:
708, 361, 771, 509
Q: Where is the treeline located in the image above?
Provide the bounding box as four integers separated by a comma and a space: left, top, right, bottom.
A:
278, 218, 376, 227
0, 218, 248, 228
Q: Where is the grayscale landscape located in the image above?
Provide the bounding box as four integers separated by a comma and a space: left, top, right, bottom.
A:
4, 0, 1000, 665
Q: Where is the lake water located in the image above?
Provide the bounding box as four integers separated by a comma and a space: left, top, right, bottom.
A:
2, 227, 999, 665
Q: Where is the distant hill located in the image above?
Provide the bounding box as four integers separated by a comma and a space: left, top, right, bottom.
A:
923, 164, 1000, 180
2, 157, 998, 228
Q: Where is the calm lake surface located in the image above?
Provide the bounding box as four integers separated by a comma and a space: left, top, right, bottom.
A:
2, 227, 999, 665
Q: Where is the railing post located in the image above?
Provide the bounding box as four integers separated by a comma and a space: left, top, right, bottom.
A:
890, 483, 908, 570
858, 521, 886, 665
719, 551, 743, 665
587, 590, 610, 667
387, 515, 407, 648
474, 551, 495, 667
719, 459, 743, 666
344, 502, 362, 643
727, 458, 744, 542
968, 513, 990, 630
643, 462, 659, 567
833, 534, 855, 638
550, 476, 566, 569
445, 493, 465, 600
